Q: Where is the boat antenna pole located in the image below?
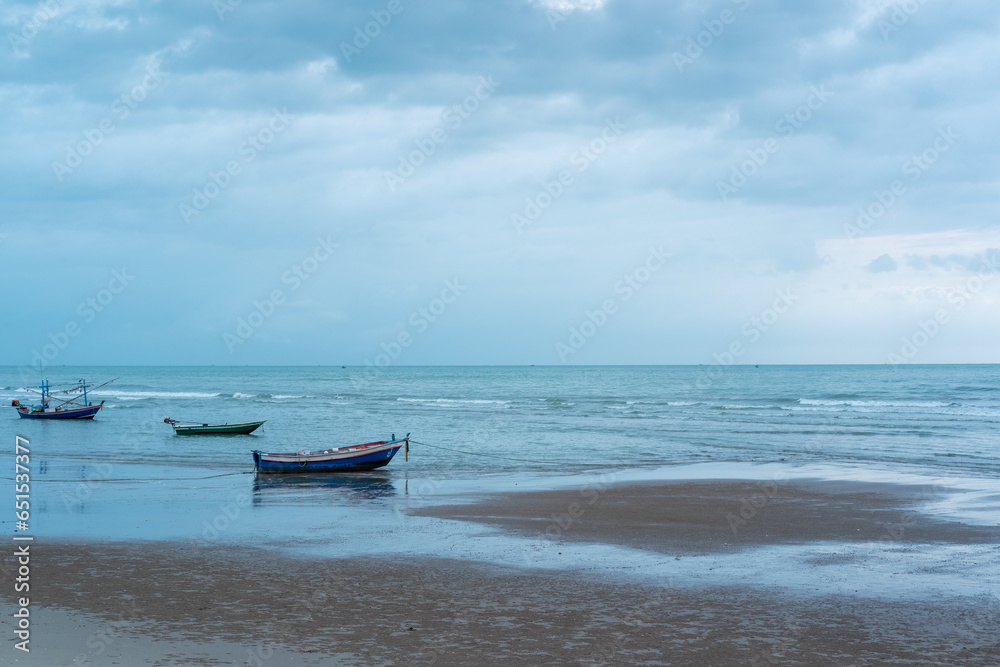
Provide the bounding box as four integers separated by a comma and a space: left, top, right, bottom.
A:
38, 361, 45, 409
86, 377, 115, 408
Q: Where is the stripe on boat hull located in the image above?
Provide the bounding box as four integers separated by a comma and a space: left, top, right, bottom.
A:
253, 443, 403, 473
15, 404, 103, 419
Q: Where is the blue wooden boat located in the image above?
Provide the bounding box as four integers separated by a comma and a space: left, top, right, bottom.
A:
12, 378, 114, 420
253, 433, 409, 473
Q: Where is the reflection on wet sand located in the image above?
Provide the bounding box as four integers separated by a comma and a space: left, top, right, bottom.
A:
251, 471, 398, 505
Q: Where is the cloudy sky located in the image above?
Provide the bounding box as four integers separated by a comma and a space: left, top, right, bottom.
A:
2, 0, 998, 367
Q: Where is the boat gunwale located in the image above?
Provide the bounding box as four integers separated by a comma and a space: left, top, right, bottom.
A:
14, 401, 104, 419
171, 420, 266, 432
255, 441, 403, 463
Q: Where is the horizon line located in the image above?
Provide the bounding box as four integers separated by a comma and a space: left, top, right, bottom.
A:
3, 363, 999, 368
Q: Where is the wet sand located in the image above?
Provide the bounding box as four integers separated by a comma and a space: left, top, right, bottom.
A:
413, 479, 1000, 553
4, 479, 999, 665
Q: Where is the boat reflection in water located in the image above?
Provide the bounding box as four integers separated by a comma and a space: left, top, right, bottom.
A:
251, 472, 398, 506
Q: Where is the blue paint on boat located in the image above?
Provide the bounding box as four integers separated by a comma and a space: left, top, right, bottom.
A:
253, 436, 408, 473
16, 402, 104, 419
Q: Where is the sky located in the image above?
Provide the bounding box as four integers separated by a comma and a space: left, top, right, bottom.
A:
1, 0, 999, 367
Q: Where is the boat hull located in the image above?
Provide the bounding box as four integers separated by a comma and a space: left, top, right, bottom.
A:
253, 441, 403, 473
173, 421, 265, 435
15, 402, 104, 419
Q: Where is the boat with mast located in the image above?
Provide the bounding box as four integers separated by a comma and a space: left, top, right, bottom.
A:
11, 378, 116, 419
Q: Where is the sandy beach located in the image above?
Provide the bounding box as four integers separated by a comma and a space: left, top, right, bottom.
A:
413, 479, 1000, 553
4, 478, 999, 666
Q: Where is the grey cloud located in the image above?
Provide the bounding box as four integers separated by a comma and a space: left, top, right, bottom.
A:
905, 249, 1000, 272
867, 253, 897, 272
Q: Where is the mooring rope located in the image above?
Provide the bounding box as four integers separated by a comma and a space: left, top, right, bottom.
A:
407, 439, 555, 464
0, 471, 253, 482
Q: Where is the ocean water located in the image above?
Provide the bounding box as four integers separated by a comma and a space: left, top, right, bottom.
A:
5, 364, 999, 476
3, 365, 999, 550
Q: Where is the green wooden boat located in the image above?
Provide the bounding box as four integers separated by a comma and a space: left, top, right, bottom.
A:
164, 418, 265, 435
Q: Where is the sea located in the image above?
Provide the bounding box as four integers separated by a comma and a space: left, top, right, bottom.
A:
4, 364, 999, 580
